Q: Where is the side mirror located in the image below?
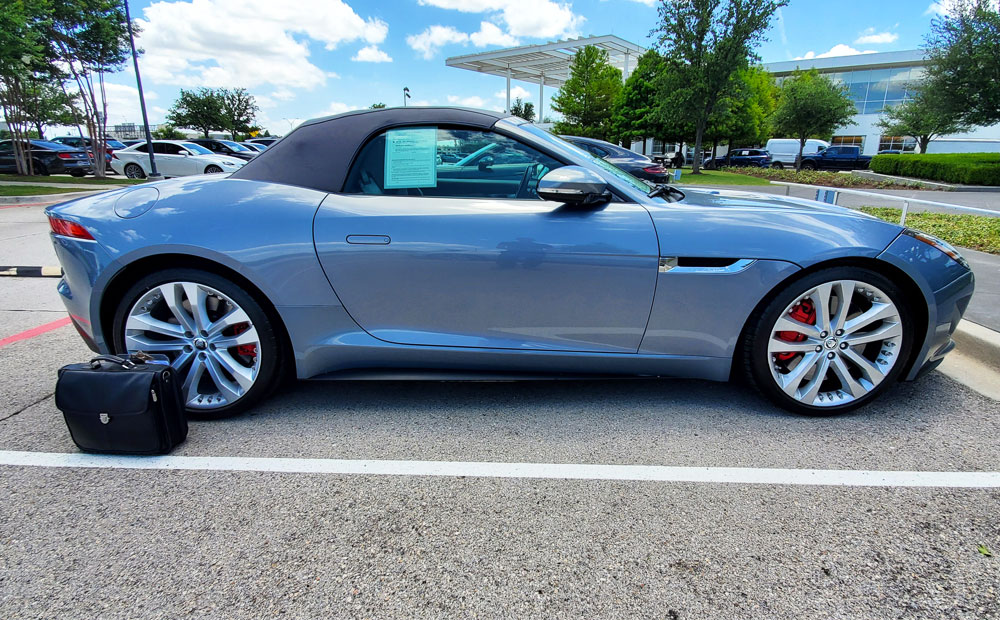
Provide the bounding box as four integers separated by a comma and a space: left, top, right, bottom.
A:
478, 155, 494, 171
179, 151, 190, 157
537, 166, 611, 206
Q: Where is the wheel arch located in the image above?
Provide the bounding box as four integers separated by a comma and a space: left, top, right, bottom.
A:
731, 256, 928, 381
98, 253, 295, 376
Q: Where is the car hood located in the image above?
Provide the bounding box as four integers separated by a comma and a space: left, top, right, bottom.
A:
644, 187, 905, 266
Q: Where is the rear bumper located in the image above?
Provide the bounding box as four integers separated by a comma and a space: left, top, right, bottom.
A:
49, 233, 116, 353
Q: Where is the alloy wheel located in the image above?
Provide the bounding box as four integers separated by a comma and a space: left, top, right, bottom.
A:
766, 279, 904, 408
124, 281, 262, 410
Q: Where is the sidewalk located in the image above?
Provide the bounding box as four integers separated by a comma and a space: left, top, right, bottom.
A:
963, 248, 999, 333
0, 180, 130, 190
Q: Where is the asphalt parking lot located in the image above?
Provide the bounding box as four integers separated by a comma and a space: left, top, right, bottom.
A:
2, 200, 999, 619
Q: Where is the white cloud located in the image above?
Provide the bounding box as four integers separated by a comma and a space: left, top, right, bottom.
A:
135, 0, 386, 90
794, 44, 877, 60
855, 28, 899, 44
270, 88, 296, 101
470, 22, 519, 47
447, 95, 487, 107
417, 0, 583, 39
101, 83, 162, 126
352, 45, 393, 63
407, 21, 520, 59
775, 8, 788, 46
407, 25, 469, 59
322, 102, 354, 116
926, 0, 999, 15
494, 86, 532, 101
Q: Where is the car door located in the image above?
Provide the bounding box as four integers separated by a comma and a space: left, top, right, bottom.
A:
313, 125, 660, 353
151, 143, 187, 176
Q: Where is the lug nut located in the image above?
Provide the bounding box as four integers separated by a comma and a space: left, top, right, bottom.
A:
198, 352, 206, 359
815, 345, 823, 352
184, 345, 192, 352
827, 352, 835, 359
209, 343, 216, 350
820, 331, 828, 338
835, 329, 844, 336
840, 342, 848, 349
200, 330, 208, 337
185, 331, 193, 338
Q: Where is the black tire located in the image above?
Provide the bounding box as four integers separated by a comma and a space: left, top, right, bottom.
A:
124, 163, 146, 179
772, 161, 784, 170
35, 162, 49, 176
205, 165, 223, 174
111, 268, 285, 419
69, 170, 85, 177
742, 266, 915, 416
801, 162, 817, 171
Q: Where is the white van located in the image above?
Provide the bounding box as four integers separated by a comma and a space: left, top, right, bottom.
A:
765, 138, 830, 169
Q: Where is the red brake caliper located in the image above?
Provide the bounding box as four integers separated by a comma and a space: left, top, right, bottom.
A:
230, 322, 257, 358
775, 299, 816, 361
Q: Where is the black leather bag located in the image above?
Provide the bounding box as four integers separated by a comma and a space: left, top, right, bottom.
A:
56, 355, 187, 455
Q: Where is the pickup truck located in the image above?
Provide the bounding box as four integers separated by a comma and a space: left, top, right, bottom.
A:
798, 145, 871, 170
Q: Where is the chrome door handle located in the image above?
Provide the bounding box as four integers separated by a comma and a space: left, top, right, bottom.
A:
346, 235, 391, 245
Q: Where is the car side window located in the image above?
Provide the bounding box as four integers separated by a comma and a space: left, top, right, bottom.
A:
343, 126, 564, 200
134, 144, 149, 153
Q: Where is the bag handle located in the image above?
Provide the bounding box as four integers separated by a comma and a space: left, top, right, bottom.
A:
90, 355, 137, 369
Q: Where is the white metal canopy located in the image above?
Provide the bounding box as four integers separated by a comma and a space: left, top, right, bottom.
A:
445, 35, 646, 120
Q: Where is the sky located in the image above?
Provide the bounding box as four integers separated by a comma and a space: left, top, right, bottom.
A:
99, 0, 961, 135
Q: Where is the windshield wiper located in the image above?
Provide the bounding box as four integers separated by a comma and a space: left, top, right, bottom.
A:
647, 183, 685, 201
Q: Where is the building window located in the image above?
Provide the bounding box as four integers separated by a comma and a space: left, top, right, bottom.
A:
832, 135, 865, 149
878, 136, 917, 153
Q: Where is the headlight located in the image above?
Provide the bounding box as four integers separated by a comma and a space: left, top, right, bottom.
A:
903, 228, 969, 269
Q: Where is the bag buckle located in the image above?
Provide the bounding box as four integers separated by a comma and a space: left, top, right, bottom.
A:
99, 413, 110, 425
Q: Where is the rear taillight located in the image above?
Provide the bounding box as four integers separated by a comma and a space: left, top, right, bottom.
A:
111, 152, 119, 159
643, 165, 666, 174
49, 217, 94, 240
57, 152, 74, 159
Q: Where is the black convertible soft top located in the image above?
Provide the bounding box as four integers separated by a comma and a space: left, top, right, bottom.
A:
231, 107, 509, 194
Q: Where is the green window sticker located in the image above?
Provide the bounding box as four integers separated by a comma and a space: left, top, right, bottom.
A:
384, 127, 438, 189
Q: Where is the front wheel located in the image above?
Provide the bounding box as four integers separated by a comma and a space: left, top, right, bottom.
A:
772, 161, 784, 170
801, 162, 817, 171
69, 170, 86, 178
743, 267, 914, 415
124, 163, 146, 179
112, 269, 284, 418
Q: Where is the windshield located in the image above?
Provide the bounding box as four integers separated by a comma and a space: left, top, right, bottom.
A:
106, 139, 126, 149
181, 142, 213, 155
519, 125, 658, 196
219, 140, 251, 152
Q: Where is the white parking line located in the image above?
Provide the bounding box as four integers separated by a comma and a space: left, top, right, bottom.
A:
2, 450, 999, 488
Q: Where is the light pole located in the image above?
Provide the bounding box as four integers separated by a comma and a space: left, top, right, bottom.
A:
123, 0, 161, 181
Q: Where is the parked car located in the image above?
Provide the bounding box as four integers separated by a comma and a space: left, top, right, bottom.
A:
52, 136, 127, 171
246, 137, 279, 147
560, 135, 668, 183
799, 145, 872, 171
110, 140, 245, 178
45, 107, 973, 418
709, 148, 772, 169
187, 139, 257, 161
239, 142, 268, 153
765, 138, 830, 169
0, 139, 92, 176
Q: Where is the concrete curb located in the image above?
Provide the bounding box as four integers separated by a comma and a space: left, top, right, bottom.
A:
0, 189, 108, 206
0, 266, 62, 278
954, 320, 1000, 369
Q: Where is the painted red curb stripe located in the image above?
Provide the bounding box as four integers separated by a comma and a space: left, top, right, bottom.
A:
0, 202, 59, 209
0, 317, 72, 349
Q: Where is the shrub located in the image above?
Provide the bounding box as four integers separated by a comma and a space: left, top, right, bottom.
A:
870, 153, 1000, 186
728, 167, 926, 189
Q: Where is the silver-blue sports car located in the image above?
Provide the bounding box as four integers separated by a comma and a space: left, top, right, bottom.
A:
45, 107, 974, 417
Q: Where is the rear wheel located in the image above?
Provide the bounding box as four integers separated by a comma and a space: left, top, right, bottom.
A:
124, 163, 146, 179
743, 267, 914, 415
772, 161, 784, 170
801, 161, 817, 171
112, 268, 284, 418
205, 165, 223, 174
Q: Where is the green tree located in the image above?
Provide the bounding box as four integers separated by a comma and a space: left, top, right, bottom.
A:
551, 45, 622, 140
510, 97, 535, 122
219, 87, 258, 140
0, 0, 57, 175
707, 66, 778, 159
167, 88, 224, 138
23, 78, 81, 139
152, 124, 185, 139
772, 69, 855, 170
876, 83, 969, 153
612, 50, 666, 148
369, 102, 386, 109
924, 0, 1000, 127
49, 0, 132, 177
653, 0, 788, 173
